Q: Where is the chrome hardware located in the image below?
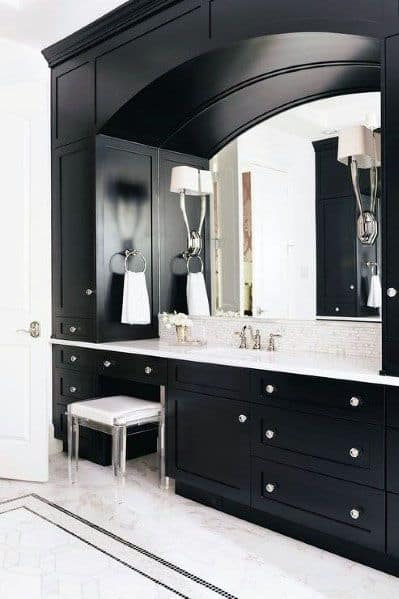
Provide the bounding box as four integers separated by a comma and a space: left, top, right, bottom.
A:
387, 287, 398, 298
265, 384, 275, 394
69, 326, 77, 333
145, 366, 153, 375
16, 321, 41, 338
350, 508, 361, 520
350, 396, 361, 407
70, 355, 77, 363
85, 288, 94, 296
349, 447, 361, 459
253, 329, 261, 350
349, 284, 355, 290
69, 386, 77, 393
235, 325, 248, 349
267, 333, 281, 352
265, 483, 276, 494
103, 360, 112, 368
265, 429, 275, 440
238, 414, 247, 423
335, 306, 340, 312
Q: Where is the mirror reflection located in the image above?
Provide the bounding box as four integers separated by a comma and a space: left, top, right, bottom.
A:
210, 92, 381, 321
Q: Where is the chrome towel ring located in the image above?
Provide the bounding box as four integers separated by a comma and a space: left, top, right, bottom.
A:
186, 254, 204, 274
124, 249, 147, 273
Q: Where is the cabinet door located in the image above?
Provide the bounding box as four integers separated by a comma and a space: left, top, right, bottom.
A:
173, 390, 250, 504
52, 139, 95, 329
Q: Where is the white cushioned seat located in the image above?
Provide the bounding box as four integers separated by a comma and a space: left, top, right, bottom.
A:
69, 395, 160, 426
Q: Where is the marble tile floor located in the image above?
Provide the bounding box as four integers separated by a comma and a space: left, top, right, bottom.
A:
0, 453, 398, 599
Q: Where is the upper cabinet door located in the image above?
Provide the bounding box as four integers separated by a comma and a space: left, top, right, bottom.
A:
52, 139, 95, 325
52, 62, 95, 148
384, 34, 399, 373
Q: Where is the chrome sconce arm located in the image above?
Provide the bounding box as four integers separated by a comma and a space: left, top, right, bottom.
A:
350, 158, 378, 246
179, 190, 207, 258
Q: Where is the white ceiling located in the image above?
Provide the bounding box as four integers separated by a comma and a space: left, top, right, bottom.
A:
257, 92, 381, 141
0, 0, 127, 49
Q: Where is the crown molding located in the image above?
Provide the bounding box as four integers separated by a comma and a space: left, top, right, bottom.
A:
42, 0, 184, 68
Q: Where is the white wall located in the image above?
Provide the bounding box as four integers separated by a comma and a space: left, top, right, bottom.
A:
238, 123, 316, 320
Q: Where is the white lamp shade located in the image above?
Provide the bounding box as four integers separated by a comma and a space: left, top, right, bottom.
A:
170, 165, 200, 195
199, 169, 213, 195
337, 125, 380, 168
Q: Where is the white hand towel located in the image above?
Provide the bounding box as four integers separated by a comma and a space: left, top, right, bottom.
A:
187, 272, 210, 316
367, 274, 382, 309
121, 271, 151, 325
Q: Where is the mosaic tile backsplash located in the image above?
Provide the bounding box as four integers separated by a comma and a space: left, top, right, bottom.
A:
159, 316, 381, 359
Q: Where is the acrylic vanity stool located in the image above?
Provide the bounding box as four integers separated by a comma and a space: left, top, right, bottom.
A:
67, 392, 169, 502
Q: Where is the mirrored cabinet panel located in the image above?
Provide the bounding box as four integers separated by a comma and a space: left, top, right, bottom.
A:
209, 92, 381, 322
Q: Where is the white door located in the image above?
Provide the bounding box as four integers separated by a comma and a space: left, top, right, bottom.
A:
251, 165, 289, 319
0, 80, 50, 481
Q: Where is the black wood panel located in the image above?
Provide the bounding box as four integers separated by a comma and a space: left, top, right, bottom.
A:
170, 360, 250, 400
159, 150, 210, 313
251, 404, 384, 488
252, 457, 385, 552
52, 139, 95, 328
97, 351, 167, 385
53, 62, 95, 147
95, 135, 159, 341
173, 389, 251, 504
387, 427, 399, 493
387, 387, 399, 427
387, 493, 399, 558
251, 370, 384, 424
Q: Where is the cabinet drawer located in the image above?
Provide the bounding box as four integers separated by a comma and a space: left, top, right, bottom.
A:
323, 301, 357, 318
252, 371, 383, 424
97, 353, 167, 385
387, 428, 399, 493
252, 457, 385, 552
55, 317, 95, 341
251, 405, 384, 488
54, 345, 94, 371
386, 387, 399, 427
55, 371, 95, 400
170, 360, 250, 400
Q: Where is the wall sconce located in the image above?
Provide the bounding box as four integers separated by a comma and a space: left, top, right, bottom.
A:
338, 125, 381, 245
170, 165, 213, 258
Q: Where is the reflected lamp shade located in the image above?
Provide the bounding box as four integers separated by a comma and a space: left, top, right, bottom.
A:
170, 166, 201, 196
337, 125, 381, 168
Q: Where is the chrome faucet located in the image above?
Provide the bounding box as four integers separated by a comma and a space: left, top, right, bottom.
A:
235, 325, 262, 350
267, 333, 282, 352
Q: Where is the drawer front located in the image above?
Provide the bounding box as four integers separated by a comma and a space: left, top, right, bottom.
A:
252, 371, 383, 424
53, 345, 94, 371
387, 428, 399, 493
251, 405, 384, 488
54, 317, 95, 341
252, 457, 385, 551
170, 360, 250, 400
97, 352, 167, 385
55, 371, 95, 400
387, 387, 399, 427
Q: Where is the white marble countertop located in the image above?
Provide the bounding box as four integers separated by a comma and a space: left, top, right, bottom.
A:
50, 337, 399, 386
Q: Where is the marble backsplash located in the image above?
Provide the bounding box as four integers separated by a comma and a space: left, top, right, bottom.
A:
159, 316, 382, 359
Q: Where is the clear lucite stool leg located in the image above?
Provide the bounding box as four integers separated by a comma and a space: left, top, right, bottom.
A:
159, 385, 169, 491
67, 411, 79, 484
112, 424, 127, 503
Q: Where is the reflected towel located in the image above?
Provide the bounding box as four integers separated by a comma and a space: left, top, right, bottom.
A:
187, 272, 210, 316
121, 271, 151, 325
367, 274, 382, 309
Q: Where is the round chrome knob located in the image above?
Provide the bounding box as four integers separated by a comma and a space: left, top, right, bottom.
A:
350, 508, 361, 520
103, 360, 111, 368
144, 366, 153, 375
70, 355, 77, 363
69, 386, 77, 393
265, 429, 275, 440
349, 284, 355, 291
238, 414, 247, 423
69, 326, 77, 333
350, 396, 361, 408
349, 447, 361, 459
265, 483, 276, 494
85, 288, 94, 296
265, 385, 275, 394
387, 287, 398, 298
335, 306, 340, 312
